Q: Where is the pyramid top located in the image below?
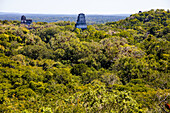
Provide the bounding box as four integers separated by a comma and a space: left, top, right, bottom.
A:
21, 15, 26, 20
75, 13, 87, 30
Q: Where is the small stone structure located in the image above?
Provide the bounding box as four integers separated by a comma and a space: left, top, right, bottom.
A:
21, 15, 26, 23
139, 11, 142, 13
75, 13, 87, 30
21, 15, 32, 25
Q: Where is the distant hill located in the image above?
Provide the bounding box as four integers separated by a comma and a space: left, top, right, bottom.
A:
106, 9, 170, 41
0, 12, 129, 24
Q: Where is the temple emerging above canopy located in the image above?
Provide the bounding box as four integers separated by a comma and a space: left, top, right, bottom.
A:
75, 13, 87, 30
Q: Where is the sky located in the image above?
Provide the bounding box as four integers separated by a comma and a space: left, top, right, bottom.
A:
0, 0, 169, 14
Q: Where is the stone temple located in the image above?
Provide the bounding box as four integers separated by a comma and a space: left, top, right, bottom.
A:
21, 15, 32, 25
75, 13, 87, 30
21, 15, 26, 23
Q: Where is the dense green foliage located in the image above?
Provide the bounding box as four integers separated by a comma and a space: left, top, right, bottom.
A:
0, 9, 169, 112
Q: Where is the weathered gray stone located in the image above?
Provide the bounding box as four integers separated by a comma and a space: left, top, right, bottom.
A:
75, 13, 87, 30
21, 15, 32, 25
21, 15, 26, 23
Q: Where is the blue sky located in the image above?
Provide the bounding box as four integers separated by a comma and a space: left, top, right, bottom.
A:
0, 0, 169, 14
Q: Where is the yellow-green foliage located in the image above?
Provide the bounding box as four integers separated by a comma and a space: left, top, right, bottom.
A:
0, 9, 170, 112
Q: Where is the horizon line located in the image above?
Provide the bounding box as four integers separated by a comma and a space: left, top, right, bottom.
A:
0, 11, 132, 15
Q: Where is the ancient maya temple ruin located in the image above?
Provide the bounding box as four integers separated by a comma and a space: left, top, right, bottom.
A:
21, 15, 32, 25
75, 13, 87, 30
